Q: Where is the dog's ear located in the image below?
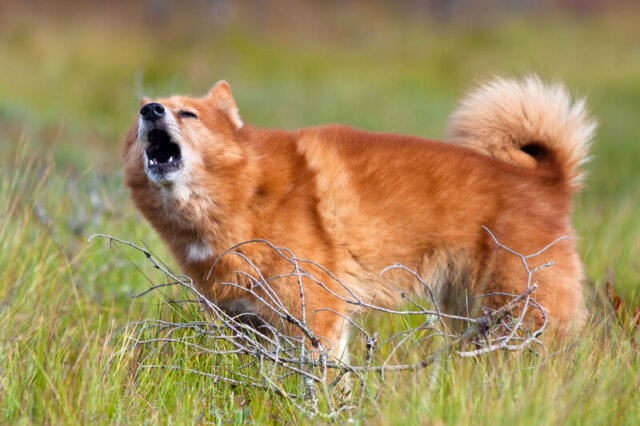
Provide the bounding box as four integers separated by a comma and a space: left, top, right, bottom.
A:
207, 81, 243, 129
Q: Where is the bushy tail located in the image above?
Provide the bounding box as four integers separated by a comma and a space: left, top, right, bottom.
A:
446, 76, 596, 190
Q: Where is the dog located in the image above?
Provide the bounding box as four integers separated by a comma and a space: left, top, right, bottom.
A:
124, 76, 594, 357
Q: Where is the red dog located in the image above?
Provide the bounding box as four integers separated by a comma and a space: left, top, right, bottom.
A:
124, 76, 594, 356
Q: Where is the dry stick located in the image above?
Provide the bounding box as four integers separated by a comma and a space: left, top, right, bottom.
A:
208, 239, 473, 322
481, 225, 560, 340
455, 284, 538, 357
90, 230, 553, 419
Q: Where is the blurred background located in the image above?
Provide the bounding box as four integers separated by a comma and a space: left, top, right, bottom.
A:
0, 0, 638, 295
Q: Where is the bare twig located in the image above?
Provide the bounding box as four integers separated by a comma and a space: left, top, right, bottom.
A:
90, 229, 560, 419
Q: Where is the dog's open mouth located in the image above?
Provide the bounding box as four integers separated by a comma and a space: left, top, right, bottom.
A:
146, 128, 182, 175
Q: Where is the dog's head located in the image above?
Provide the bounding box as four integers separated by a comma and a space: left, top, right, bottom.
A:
123, 81, 245, 199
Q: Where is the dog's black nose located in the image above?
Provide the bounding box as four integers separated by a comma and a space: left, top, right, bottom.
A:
140, 103, 165, 121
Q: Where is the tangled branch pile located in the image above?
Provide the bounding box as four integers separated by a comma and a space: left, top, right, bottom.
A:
91, 228, 557, 419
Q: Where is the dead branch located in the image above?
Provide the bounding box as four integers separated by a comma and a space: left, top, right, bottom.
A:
89, 228, 560, 419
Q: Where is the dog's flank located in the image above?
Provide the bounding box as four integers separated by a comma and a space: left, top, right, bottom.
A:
124, 77, 593, 356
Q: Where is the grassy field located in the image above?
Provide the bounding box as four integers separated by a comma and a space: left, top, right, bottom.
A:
1, 3, 639, 424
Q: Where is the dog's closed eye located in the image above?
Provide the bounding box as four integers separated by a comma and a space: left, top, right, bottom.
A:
178, 110, 198, 119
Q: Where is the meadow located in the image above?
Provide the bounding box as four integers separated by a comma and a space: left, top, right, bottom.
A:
1, 3, 639, 423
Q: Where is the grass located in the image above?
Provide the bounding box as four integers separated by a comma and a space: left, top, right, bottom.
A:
1, 4, 639, 424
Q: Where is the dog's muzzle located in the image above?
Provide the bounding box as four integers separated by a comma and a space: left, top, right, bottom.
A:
145, 127, 182, 177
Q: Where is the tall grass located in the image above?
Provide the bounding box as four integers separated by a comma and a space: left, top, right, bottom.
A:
0, 5, 638, 423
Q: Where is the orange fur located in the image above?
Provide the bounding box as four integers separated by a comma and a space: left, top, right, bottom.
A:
124, 78, 593, 355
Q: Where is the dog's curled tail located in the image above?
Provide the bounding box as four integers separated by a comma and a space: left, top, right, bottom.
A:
446, 76, 596, 190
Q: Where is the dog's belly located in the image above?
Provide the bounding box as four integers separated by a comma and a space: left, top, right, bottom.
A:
333, 247, 455, 311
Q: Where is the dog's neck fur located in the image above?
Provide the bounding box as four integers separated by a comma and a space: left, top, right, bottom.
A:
127, 126, 313, 284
